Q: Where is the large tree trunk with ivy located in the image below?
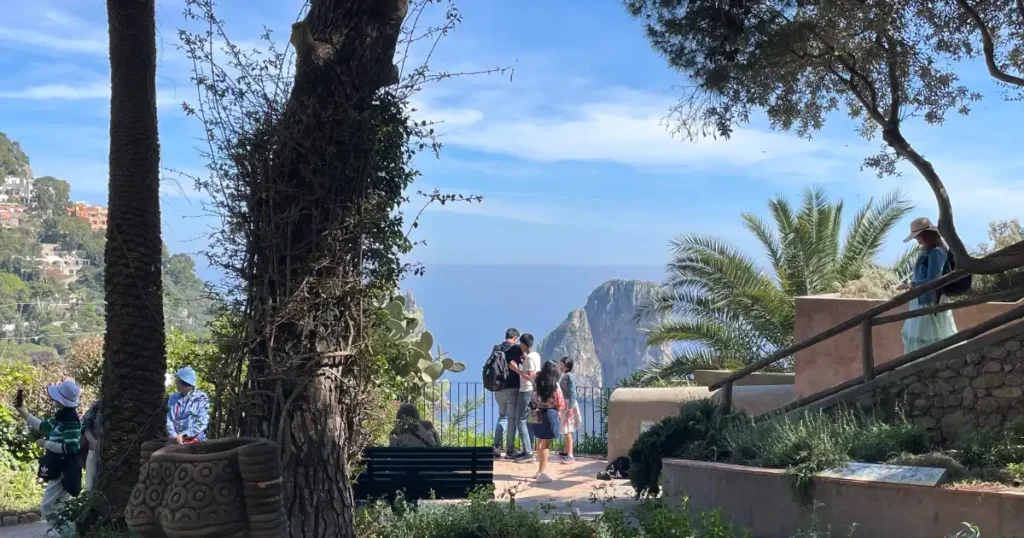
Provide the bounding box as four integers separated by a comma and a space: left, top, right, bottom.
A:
98, 0, 167, 522
238, 1, 409, 536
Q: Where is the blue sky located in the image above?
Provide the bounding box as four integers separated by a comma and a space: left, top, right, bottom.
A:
2, 0, 1023, 279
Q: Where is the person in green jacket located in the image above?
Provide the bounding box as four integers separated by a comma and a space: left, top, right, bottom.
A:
15, 379, 82, 536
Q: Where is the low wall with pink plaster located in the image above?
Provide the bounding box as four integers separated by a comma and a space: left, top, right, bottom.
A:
662, 458, 1024, 538
606, 386, 796, 460
794, 295, 1018, 398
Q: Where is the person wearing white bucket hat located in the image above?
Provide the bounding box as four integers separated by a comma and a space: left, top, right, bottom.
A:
898, 217, 958, 353
166, 366, 210, 444
13, 379, 83, 535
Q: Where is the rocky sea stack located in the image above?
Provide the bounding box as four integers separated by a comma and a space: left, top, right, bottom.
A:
538, 280, 671, 388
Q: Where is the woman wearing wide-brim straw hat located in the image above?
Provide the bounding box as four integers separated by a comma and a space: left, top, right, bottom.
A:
897, 217, 958, 353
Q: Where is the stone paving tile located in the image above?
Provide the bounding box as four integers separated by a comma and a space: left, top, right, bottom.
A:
490, 457, 637, 517
0, 522, 48, 538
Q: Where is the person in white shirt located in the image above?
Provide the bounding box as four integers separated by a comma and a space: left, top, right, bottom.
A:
512, 333, 541, 463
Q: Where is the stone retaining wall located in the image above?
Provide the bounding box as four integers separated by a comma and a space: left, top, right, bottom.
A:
662, 458, 1024, 538
857, 331, 1024, 441
0, 510, 40, 527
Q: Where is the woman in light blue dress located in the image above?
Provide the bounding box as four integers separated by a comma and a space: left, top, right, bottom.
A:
900, 217, 958, 353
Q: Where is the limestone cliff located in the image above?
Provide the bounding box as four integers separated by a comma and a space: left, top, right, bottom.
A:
537, 309, 602, 389
539, 280, 672, 388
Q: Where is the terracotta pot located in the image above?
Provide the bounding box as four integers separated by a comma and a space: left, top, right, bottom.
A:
125, 437, 285, 537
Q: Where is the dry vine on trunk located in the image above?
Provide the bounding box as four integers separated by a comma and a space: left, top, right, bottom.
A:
177, 0, 503, 535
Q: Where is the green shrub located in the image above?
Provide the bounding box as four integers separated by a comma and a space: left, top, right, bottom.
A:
355, 488, 749, 538
956, 417, 1024, 470
888, 452, 969, 482
726, 407, 925, 468
847, 414, 928, 463
0, 407, 40, 465
628, 400, 747, 498
0, 461, 41, 516
572, 432, 608, 456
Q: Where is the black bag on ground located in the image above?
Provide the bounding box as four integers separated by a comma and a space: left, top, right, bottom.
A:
597, 457, 631, 480
482, 344, 508, 392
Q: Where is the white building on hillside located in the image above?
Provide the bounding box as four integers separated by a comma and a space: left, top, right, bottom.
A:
36, 243, 90, 283
0, 176, 33, 203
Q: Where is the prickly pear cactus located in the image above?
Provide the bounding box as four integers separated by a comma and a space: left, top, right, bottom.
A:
384, 295, 464, 399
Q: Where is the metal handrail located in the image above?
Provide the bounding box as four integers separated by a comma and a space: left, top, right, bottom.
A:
707, 239, 1024, 411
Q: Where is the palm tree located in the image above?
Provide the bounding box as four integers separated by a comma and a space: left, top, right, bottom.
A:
98, 0, 167, 520
638, 186, 911, 382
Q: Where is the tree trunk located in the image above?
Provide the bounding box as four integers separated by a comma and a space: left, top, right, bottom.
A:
240, 1, 408, 537
98, 0, 167, 521
882, 126, 1024, 274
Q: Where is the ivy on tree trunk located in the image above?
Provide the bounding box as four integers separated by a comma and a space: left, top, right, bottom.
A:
239, 2, 410, 536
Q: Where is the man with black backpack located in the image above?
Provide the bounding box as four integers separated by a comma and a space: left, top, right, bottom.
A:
484, 328, 533, 461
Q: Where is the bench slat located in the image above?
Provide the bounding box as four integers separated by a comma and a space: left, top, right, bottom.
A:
362, 461, 492, 470
354, 478, 495, 487
355, 447, 494, 502
364, 455, 493, 461
364, 450, 492, 456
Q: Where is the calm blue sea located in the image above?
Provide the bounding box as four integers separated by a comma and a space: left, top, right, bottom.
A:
401, 264, 664, 382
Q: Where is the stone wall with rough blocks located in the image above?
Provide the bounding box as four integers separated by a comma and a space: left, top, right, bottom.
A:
859, 331, 1024, 441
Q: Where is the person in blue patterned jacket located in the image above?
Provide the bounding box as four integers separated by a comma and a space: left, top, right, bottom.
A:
166, 367, 210, 443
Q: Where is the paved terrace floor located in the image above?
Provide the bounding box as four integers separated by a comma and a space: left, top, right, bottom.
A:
0, 458, 637, 537
490, 456, 637, 518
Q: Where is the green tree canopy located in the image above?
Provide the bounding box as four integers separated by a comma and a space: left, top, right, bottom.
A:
624, 0, 1024, 275
163, 250, 217, 333
0, 132, 30, 179
0, 227, 40, 279
40, 215, 105, 263
33, 176, 71, 216
638, 187, 911, 381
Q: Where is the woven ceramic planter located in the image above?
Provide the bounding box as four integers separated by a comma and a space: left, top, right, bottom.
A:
125, 437, 285, 537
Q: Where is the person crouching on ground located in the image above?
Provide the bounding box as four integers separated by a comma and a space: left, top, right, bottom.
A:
389, 403, 441, 447
167, 367, 210, 444
530, 361, 565, 483
14, 379, 83, 536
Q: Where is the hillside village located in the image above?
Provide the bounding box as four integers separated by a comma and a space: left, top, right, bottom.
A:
0, 131, 215, 364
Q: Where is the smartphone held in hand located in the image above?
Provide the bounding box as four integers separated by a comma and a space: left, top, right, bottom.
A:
14, 389, 23, 409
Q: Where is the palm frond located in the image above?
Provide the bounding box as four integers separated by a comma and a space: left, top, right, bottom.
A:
742, 212, 785, 285
838, 189, 913, 282
887, 246, 919, 283
645, 317, 750, 349
647, 347, 754, 380
634, 285, 677, 322
635, 187, 907, 388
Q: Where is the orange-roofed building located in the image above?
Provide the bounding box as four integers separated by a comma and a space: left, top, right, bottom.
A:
0, 203, 27, 228
67, 202, 108, 231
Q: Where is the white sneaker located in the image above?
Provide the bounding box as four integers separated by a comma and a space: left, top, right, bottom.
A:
535, 473, 553, 483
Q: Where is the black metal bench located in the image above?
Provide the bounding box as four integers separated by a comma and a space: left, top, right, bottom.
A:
353, 446, 494, 503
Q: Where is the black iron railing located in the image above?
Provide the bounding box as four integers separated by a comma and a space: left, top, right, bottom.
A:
385, 381, 612, 455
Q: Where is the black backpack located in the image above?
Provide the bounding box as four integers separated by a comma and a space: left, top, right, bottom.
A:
940, 248, 972, 298
482, 345, 509, 392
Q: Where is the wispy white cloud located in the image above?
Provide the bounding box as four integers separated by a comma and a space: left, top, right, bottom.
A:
420, 196, 565, 225
0, 27, 105, 55
0, 82, 109, 100
0, 81, 184, 110
897, 158, 1024, 219
412, 83, 861, 182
